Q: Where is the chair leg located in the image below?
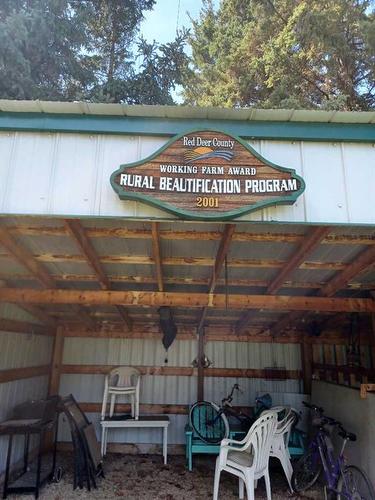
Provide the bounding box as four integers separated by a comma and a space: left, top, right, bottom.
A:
239, 478, 245, 500
244, 472, 255, 500
130, 394, 135, 418
213, 459, 221, 500
280, 454, 293, 492
109, 394, 116, 417
101, 388, 108, 420
264, 470, 272, 500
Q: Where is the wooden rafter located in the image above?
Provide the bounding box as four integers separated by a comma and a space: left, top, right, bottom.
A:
65, 219, 132, 331
0, 318, 54, 336
267, 226, 331, 295
0, 225, 56, 288
0, 288, 374, 313
198, 224, 236, 331
65, 219, 110, 289
318, 246, 375, 297
270, 245, 375, 336
236, 226, 330, 334
151, 222, 163, 292
0, 224, 95, 329
9, 225, 375, 246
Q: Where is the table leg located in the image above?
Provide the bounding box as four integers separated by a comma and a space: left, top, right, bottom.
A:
101, 426, 104, 456
163, 426, 168, 465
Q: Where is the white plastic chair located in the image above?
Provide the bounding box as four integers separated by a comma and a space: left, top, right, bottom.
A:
262, 406, 296, 492
101, 367, 141, 420
213, 411, 277, 500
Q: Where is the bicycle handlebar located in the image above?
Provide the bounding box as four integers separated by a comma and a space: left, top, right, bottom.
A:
303, 401, 356, 442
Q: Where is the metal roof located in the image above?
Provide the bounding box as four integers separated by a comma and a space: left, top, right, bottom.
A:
0, 99, 374, 124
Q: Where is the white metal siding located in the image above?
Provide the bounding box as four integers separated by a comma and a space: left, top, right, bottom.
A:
0, 131, 374, 224
0, 305, 53, 475
60, 338, 302, 446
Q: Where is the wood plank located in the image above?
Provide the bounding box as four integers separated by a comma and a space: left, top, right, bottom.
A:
61, 364, 301, 379
197, 327, 205, 400
3, 272, 371, 290
0, 365, 50, 383
0, 252, 346, 270
48, 326, 65, 395
1, 288, 373, 312
0, 318, 54, 336
0, 226, 56, 288
65, 219, 110, 289
10, 226, 375, 245
18, 304, 58, 328
318, 246, 375, 297
151, 222, 163, 292
80, 402, 189, 415
65, 219, 132, 330
267, 226, 330, 295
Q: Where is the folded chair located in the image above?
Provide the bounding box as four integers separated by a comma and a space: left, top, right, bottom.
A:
101, 367, 141, 420
213, 411, 277, 500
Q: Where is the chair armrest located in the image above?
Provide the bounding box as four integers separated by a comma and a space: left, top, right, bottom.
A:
221, 435, 248, 447
184, 424, 193, 434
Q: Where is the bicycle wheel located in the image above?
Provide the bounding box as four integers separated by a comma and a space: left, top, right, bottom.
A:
189, 401, 229, 444
337, 465, 375, 500
292, 448, 322, 492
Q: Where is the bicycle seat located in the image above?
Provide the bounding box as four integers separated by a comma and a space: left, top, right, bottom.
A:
338, 427, 356, 441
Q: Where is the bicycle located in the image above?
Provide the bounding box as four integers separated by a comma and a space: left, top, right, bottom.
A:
189, 384, 255, 444
292, 401, 375, 499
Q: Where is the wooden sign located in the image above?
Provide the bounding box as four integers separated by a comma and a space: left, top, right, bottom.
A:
111, 130, 305, 220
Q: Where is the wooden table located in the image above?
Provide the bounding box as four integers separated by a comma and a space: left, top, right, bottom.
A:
100, 415, 170, 464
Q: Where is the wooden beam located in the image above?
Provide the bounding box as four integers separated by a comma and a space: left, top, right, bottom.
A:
61, 364, 301, 379
0, 252, 347, 271
267, 226, 330, 295
318, 246, 375, 297
198, 224, 236, 330
10, 225, 375, 246
65, 219, 110, 289
18, 304, 58, 328
80, 402, 189, 415
151, 222, 164, 292
197, 327, 205, 401
0, 288, 374, 312
208, 225, 236, 293
235, 310, 257, 335
0, 318, 54, 336
0, 225, 56, 288
0, 365, 50, 383
65, 219, 132, 330
48, 326, 65, 395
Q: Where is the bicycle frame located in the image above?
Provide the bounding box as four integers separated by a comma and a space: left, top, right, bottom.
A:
310, 428, 349, 496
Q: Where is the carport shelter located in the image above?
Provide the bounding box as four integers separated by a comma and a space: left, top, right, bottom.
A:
0, 101, 374, 486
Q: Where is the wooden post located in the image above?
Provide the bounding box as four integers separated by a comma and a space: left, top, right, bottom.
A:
371, 314, 375, 371
197, 327, 205, 401
48, 326, 65, 396
301, 340, 313, 395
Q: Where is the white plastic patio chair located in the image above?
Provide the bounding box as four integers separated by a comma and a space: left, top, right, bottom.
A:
213, 411, 277, 500
261, 406, 296, 492
101, 367, 141, 420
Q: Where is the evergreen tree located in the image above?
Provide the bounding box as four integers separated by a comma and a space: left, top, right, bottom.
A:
0, 0, 189, 104
184, 0, 375, 110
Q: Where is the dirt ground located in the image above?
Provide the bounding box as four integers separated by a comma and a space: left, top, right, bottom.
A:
10, 452, 323, 500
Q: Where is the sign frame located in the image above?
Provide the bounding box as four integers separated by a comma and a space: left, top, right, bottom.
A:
110, 128, 306, 221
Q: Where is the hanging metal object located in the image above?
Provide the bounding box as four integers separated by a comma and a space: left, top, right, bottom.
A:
159, 306, 177, 364
346, 313, 361, 367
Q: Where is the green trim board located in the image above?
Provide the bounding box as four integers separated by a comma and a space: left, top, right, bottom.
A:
110, 129, 305, 221
0, 112, 374, 142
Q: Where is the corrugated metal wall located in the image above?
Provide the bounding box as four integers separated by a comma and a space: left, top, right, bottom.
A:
0, 131, 374, 224
59, 337, 303, 446
0, 304, 53, 476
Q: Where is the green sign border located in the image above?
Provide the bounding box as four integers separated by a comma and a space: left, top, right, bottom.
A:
110, 128, 306, 221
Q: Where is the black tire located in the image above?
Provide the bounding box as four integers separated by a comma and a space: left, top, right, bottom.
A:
337, 465, 375, 500
292, 449, 322, 492
189, 401, 229, 444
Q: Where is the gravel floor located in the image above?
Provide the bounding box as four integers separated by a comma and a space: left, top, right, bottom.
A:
9, 452, 323, 500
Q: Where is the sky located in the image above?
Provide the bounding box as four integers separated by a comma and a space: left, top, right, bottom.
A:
140, 0, 217, 44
